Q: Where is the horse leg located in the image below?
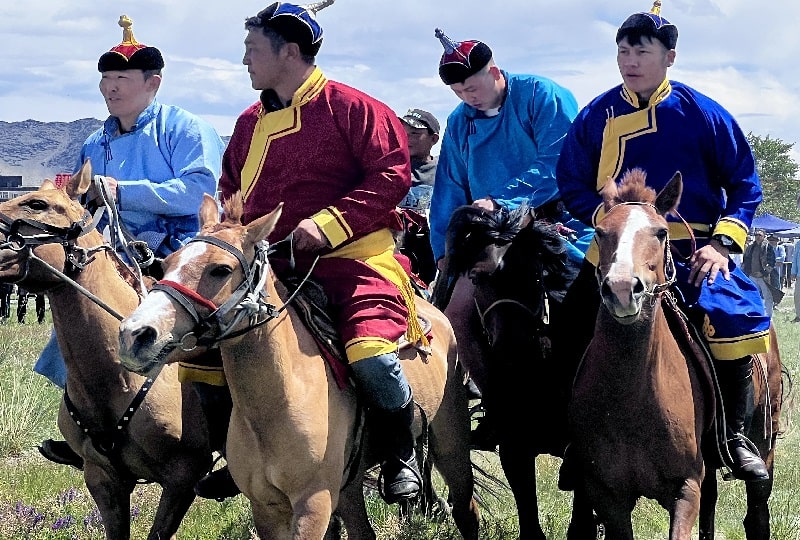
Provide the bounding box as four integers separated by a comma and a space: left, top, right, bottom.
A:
292, 491, 336, 539
567, 485, 600, 540
667, 480, 702, 540
251, 497, 293, 540
586, 480, 635, 540
83, 464, 134, 540
146, 481, 199, 540
333, 477, 375, 540
498, 441, 543, 540
743, 474, 773, 540
698, 470, 718, 540
428, 394, 480, 540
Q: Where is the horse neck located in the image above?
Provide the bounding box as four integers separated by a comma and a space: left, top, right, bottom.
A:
593, 300, 673, 379
219, 275, 300, 410
46, 232, 142, 388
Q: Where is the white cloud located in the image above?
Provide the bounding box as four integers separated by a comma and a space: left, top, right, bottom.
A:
0, 0, 797, 161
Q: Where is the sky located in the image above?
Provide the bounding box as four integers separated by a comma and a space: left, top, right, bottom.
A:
1, 0, 799, 161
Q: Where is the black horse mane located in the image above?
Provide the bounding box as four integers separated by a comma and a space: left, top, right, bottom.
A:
431, 204, 576, 309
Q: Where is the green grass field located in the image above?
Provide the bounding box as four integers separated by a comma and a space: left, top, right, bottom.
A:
1, 293, 799, 539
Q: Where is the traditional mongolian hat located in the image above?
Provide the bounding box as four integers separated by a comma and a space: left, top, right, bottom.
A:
616, 0, 678, 49
249, 0, 335, 56
434, 28, 493, 86
97, 15, 165, 72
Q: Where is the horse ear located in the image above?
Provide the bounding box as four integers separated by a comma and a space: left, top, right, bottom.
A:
65, 159, 93, 199
246, 203, 284, 243
600, 176, 618, 207
654, 171, 683, 216
198, 194, 221, 228
39, 179, 57, 190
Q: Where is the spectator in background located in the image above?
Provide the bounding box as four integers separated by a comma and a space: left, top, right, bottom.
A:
742, 230, 776, 318
396, 108, 440, 284
35, 293, 46, 324
792, 237, 800, 322
781, 238, 794, 288
769, 235, 785, 289
16, 287, 32, 324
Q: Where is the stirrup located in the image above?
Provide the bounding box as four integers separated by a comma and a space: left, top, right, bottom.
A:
194, 465, 241, 502
377, 453, 422, 504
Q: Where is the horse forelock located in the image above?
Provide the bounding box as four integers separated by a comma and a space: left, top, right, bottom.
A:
608, 168, 658, 207
221, 192, 245, 225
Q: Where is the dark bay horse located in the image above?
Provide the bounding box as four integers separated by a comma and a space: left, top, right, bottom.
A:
569, 169, 783, 540
117, 193, 480, 540
0, 161, 212, 540
432, 205, 597, 540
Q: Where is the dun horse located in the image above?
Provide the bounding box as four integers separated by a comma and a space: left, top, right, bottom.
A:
117, 193, 480, 539
432, 205, 596, 540
0, 161, 211, 540
569, 169, 783, 540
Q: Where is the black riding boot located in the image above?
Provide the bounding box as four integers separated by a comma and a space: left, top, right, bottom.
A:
38, 439, 84, 470
716, 357, 769, 482
192, 382, 241, 501
470, 384, 500, 451
372, 400, 423, 504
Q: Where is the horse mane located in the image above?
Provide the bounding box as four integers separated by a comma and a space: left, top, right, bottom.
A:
221, 192, 244, 225
432, 204, 575, 307
607, 168, 658, 207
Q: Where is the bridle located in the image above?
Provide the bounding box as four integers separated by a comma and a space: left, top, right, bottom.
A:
149, 234, 308, 353
597, 201, 678, 303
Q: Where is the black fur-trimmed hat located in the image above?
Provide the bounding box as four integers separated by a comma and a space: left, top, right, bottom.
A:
248, 1, 334, 57
435, 28, 493, 86
97, 15, 164, 72
616, 0, 678, 50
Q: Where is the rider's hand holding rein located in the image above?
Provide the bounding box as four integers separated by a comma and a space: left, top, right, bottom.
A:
689, 238, 731, 287
292, 218, 330, 253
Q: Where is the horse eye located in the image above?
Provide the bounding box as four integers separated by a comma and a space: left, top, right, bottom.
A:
26, 200, 48, 211
209, 265, 233, 278
656, 228, 668, 241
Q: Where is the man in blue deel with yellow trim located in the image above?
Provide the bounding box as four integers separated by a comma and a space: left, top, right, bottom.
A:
556, 0, 770, 482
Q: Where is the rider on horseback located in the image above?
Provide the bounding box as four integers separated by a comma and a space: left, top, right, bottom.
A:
556, 0, 770, 482
429, 29, 593, 450
208, 1, 425, 504
36, 16, 227, 489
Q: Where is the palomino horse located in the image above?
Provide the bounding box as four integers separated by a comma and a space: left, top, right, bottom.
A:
117, 193, 480, 540
569, 169, 783, 540
432, 205, 597, 540
0, 161, 211, 540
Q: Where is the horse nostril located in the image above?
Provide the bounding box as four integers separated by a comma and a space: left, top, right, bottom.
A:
132, 326, 158, 350
632, 277, 645, 296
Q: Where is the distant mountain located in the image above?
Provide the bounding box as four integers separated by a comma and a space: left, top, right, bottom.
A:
0, 119, 230, 186
0, 119, 104, 185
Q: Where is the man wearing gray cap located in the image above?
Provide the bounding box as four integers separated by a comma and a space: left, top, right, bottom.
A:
396, 108, 440, 283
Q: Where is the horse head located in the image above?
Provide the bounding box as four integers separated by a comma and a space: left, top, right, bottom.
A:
0, 160, 97, 291
594, 168, 682, 323
118, 193, 283, 375
431, 205, 528, 308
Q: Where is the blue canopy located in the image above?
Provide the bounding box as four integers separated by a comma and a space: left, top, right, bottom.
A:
750, 213, 800, 233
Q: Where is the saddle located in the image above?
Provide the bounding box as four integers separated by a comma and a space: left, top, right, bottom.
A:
280, 274, 432, 389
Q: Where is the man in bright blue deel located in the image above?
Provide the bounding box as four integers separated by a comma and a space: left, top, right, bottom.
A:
429, 28, 593, 450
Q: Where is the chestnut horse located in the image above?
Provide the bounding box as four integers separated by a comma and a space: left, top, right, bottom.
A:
117, 193, 480, 540
0, 161, 211, 540
569, 169, 783, 540
431, 205, 597, 540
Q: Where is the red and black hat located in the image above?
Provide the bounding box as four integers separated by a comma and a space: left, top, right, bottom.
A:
616, 0, 678, 50
248, 1, 334, 57
98, 15, 164, 72
435, 28, 493, 86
